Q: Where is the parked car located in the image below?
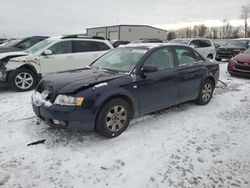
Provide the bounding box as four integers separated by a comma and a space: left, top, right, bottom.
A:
0, 38, 8, 45
131, 38, 163, 43
170, 38, 216, 59
0, 36, 48, 53
228, 48, 250, 78
31, 43, 219, 138
112, 40, 130, 48
215, 38, 250, 61
0, 39, 21, 48
0, 35, 113, 91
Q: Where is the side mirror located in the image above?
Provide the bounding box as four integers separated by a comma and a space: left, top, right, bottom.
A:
139, 65, 158, 78
43, 49, 52, 56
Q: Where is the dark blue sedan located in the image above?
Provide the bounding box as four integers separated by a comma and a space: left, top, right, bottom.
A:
32, 43, 219, 138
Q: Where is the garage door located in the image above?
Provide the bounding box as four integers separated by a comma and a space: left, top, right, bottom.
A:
109, 31, 119, 40
96, 32, 106, 38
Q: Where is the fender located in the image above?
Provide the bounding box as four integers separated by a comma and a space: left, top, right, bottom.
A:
92, 86, 138, 119
5, 56, 40, 72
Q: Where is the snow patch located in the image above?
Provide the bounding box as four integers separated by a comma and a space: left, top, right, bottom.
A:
32, 92, 52, 107
93, 82, 108, 89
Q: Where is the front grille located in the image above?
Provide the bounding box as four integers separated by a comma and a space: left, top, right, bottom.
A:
235, 64, 250, 72
219, 48, 235, 52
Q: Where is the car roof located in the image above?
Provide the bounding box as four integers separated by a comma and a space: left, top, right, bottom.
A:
45, 35, 109, 42
119, 43, 168, 49
171, 38, 211, 41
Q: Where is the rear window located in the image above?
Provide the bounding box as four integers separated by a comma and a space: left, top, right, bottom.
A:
199, 40, 212, 47
93, 41, 111, 51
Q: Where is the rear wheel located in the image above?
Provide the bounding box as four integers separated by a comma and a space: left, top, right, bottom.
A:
196, 79, 214, 105
9, 68, 37, 92
215, 57, 221, 61
207, 54, 213, 59
95, 98, 131, 138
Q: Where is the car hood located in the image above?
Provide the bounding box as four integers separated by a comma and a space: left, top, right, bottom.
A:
39, 68, 127, 94
0, 47, 22, 53
0, 51, 28, 60
234, 53, 250, 64
218, 46, 246, 50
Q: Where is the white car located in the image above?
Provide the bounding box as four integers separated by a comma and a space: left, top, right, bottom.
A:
0, 35, 113, 91
170, 38, 216, 59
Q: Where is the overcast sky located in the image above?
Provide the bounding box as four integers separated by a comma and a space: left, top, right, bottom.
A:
0, 0, 249, 37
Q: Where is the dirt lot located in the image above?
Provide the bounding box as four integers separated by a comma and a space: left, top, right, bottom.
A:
0, 63, 249, 188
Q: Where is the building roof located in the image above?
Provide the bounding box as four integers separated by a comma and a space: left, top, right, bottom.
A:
86, 24, 167, 32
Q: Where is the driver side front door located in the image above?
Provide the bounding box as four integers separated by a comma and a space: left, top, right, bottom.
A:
40, 41, 73, 74
136, 47, 179, 114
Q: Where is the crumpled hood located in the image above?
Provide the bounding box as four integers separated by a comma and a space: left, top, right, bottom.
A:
0, 47, 22, 53
0, 51, 28, 61
38, 68, 126, 94
234, 53, 250, 64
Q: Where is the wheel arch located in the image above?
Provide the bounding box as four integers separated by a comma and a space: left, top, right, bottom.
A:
94, 93, 136, 128
205, 75, 215, 87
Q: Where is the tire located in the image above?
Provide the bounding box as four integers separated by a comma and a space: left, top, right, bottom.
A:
207, 54, 213, 59
215, 57, 221, 61
196, 79, 215, 105
95, 98, 131, 138
9, 68, 37, 92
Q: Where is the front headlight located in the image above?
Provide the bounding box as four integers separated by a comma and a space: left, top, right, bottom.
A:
54, 95, 84, 106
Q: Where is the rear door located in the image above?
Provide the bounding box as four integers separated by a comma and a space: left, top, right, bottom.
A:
71, 40, 99, 68
174, 46, 205, 102
136, 47, 179, 114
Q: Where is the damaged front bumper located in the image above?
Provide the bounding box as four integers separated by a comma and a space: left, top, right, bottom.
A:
31, 92, 95, 131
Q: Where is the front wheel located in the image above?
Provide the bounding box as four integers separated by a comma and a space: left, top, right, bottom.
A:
207, 54, 213, 59
196, 79, 215, 105
215, 57, 221, 61
9, 68, 37, 92
95, 98, 131, 138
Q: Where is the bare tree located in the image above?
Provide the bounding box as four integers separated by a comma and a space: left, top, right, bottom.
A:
240, 4, 250, 37
197, 24, 207, 37
167, 31, 176, 40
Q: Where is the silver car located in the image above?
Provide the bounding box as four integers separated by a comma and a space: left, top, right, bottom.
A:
170, 38, 216, 60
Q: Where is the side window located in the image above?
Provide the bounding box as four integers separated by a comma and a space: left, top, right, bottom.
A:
72, 41, 92, 53
175, 47, 198, 65
93, 42, 111, 51
48, 41, 72, 55
200, 40, 212, 47
144, 48, 174, 70
189, 40, 200, 48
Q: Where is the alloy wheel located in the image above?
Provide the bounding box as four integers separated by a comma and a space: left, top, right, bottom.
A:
201, 83, 212, 102
106, 105, 127, 132
15, 72, 34, 90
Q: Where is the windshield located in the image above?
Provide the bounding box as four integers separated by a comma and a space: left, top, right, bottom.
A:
91, 48, 147, 72
5, 39, 21, 47
25, 40, 53, 54
170, 39, 190, 45
226, 40, 248, 47
243, 48, 250, 54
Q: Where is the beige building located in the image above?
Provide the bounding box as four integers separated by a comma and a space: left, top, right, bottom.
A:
86, 25, 167, 41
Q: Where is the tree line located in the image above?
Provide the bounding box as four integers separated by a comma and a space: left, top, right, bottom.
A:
167, 3, 250, 40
